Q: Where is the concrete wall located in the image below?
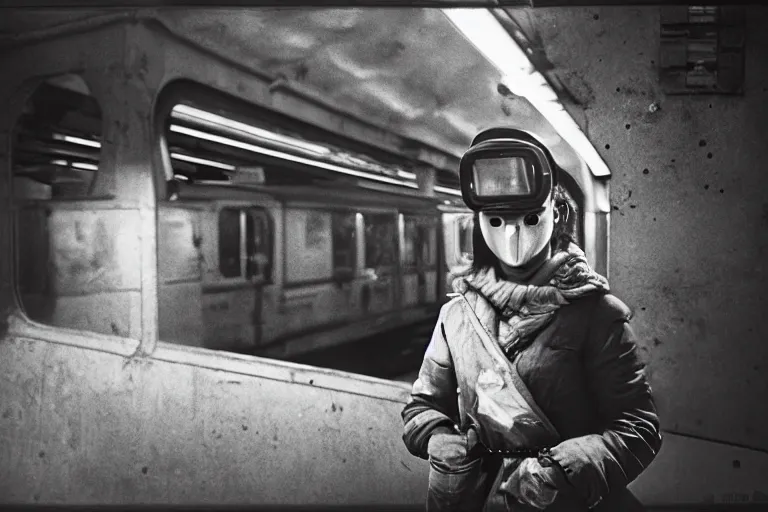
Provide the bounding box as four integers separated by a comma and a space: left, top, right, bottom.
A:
0, 319, 428, 504
516, 5, 768, 504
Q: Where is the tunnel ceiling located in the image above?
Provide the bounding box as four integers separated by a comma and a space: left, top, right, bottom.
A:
1, 8, 585, 174
155, 8, 583, 170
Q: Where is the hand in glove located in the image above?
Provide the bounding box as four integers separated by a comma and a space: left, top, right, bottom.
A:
427, 427, 480, 466
499, 456, 569, 510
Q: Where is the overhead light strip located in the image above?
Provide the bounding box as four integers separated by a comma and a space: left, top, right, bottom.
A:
434, 185, 462, 197
52, 133, 101, 148
172, 105, 417, 181
442, 9, 611, 178
169, 125, 418, 189
170, 152, 237, 171
49, 159, 98, 172
71, 162, 98, 171
52, 118, 421, 188
171, 105, 331, 157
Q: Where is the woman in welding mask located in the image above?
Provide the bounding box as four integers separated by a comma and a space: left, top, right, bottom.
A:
402, 128, 661, 511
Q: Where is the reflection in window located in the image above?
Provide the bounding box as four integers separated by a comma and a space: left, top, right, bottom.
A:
457, 214, 474, 262
12, 74, 142, 339
219, 208, 242, 278
419, 223, 437, 267
246, 213, 271, 281
364, 214, 396, 269
13, 74, 101, 200
332, 212, 356, 277
403, 217, 417, 269
285, 208, 333, 283
404, 216, 437, 269
217, 207, 273, 281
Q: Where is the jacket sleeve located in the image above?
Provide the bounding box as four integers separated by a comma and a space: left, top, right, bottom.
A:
549, 294, 662, 508
401, 301, 461, 459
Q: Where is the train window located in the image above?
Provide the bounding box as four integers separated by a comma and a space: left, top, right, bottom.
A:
246, 212, 271, 280
420, 223, 438, 268
332, 211, 357, 278
403, 217, 418, 269
403, 216, 437, 269
219, 208, 242, 278
158, 207, 201, 284
13, 74, 100, 200
218, 207, 273, 280
364, 214, 397, 269
11, 74, 141, 339
285, 208, 334, 284
457, 214, 474, 262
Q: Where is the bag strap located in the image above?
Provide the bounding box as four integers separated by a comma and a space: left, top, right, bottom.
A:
458, 294, 561, 440
457, 294, 515, 371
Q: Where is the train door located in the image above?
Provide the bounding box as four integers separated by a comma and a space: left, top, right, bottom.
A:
245, 207, 271, 342
441, 211, 474, 285
360, 212, 398, 315
401, 214, 439, 306
203, 205, 271, 352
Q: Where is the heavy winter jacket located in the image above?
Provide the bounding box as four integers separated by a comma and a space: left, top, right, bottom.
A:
402, 280, 662, 511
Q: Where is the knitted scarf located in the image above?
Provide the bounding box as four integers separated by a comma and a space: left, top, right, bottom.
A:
451, 243, 609, 357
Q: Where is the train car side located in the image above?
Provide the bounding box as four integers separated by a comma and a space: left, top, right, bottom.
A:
158, 183, 450, 358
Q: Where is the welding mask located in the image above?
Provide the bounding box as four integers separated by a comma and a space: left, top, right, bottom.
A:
459, 128, 561, 267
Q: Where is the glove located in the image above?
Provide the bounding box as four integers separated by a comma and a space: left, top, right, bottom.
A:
499, 456, 568, 510
427, 427, 480, 466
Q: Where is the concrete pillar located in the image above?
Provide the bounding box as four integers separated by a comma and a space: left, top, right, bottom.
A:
415, 165, 436, 197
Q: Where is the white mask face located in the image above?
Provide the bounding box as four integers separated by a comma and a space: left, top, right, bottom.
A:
479, 199, 555, 267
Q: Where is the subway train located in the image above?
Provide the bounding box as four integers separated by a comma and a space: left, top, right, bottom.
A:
2, 5, 768, 509
14, 75, 584, 362
15, 76, 479, 360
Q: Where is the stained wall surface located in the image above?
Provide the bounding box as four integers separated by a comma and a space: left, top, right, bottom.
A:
0, 330, 428, 504
517, 6, 768, 451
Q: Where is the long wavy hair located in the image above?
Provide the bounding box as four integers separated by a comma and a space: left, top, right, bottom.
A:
463, 184, 577, 276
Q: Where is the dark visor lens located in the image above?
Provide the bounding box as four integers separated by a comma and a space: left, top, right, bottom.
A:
471, 156, 536, 197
